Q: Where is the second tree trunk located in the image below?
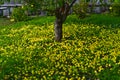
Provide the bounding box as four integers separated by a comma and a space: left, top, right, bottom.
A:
54, 18, 62, 42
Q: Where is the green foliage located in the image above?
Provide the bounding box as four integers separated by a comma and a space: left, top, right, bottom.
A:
110, 3, 120, 16
114, 0, 120, 3
0, 0, 5, 4
66, 14, 120, 26
23, 0, 74, 15
0, 15, 120, 79
11, 6, 29, 22
23, 0, 42, 15
0, 18, 14, 27
73, 2, 88, 19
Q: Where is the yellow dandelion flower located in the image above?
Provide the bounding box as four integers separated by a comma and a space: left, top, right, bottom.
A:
109, 7, 112, 10
66, 78, 69, 80
22, 6, 24, 9
69, 78, 74, 80
23, 77, 28, 80
98, 66, 103, 72
43, 76, 46, 79
10, 19, 15, 22
31, 4, 34, 7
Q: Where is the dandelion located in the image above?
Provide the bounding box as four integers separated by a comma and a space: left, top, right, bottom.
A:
23, 77, 28, 80
31, 70, 34, 74
69, 78, 74, 80
109, 7, 112, 10
22, 6, 24, 9
14, 75, 18, 79
98, 66, 103, 72
66, 78, 69, 80
10, 19, 15, 22
43, 76, 46, 79
31, 4, 34, 7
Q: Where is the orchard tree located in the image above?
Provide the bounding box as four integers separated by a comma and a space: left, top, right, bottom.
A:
53, 0, 77, 41
24, 0, 77, 41
0, 0, 77, 41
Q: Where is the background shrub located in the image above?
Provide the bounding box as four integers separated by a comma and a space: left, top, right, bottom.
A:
111, 3, 120, 16
11, 6, 29, 22
73, 2, 88, 19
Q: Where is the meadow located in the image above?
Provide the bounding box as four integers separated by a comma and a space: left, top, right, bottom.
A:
0, 14, 120, 80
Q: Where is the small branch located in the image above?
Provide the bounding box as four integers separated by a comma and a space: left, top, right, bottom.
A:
69, 0, 77, 8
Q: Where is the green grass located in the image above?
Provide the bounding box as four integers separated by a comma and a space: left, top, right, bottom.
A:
66, 14, 120, 27
0, 18, 13, 27
0, 14, 120, 79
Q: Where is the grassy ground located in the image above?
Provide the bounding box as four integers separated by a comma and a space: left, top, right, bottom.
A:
0, 14, 120, 79
66, 14, 120, 26
0, 18, 14, 27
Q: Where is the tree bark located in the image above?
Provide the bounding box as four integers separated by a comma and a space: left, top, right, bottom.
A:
54, 18, 62, 41
54, 0, 77, 42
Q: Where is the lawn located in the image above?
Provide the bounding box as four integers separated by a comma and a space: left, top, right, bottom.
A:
0, 14, 120, 80
0, 18, 15, 27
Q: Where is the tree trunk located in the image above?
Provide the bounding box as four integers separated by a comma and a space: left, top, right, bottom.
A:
54, 18, 62, 42
54, 0, 77, 42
